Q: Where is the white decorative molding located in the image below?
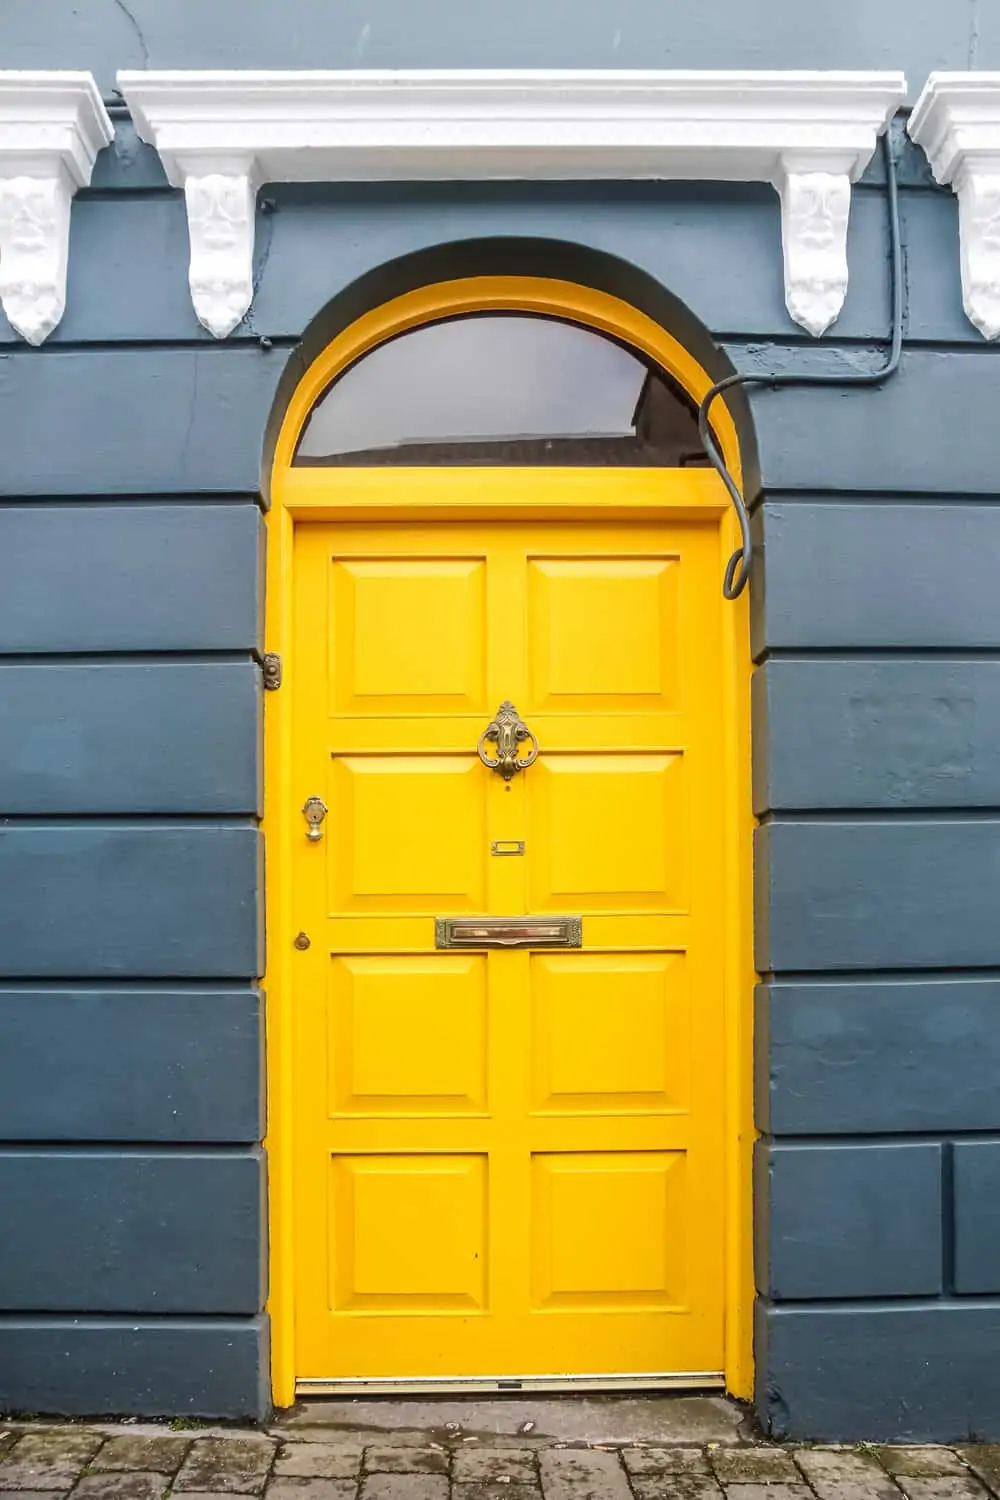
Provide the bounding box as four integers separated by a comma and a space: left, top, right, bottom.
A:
909, 73, 1000, 340
118, 69, 906, 339
0, 73, 113, 344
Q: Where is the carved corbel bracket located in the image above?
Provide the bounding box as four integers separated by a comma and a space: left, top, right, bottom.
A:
182, 163, 260, 338
909, 74, 1000, 340
0, 170, 73, 345
0, 73, 112, 343
954, 166, 1000, 340
775, 165, 853, 338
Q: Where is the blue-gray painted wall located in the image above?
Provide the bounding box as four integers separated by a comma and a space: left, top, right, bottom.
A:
1, 7, 998, 1433
3, 0, 999, 99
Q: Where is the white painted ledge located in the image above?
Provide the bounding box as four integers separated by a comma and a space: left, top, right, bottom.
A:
118, 69, 906, 339
0, 73, 113, 344
909, 73, 1000, 340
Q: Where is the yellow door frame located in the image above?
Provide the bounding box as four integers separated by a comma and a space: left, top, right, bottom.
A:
263, 275, 755, 1407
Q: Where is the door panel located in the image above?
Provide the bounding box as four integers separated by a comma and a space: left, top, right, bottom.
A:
528, 754, 687, 910
328, 954, 488, 1116
331, 556, 487, 712
329, 1153, 489, 1311
292, 511, 726, 1381
527, 555, 681, 708
530, 1151, 687, 1309
328, 756, 486, 911
529, 951, 689, 1114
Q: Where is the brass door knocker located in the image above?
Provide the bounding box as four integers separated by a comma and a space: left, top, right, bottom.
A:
477, 701, 539, 781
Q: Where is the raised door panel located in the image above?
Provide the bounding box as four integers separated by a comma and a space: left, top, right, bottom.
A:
328, 756, 486, 912
530, 1151, 687, 1310
329, 1154, 488, 1312
527, 554, 681, 711
328, 955, 488, 1116
530, 951, 690, 1114
528, 754, 688, 911
330, 556, 487, 714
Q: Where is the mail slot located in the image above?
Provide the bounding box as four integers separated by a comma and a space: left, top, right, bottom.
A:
435, 916, 583, 949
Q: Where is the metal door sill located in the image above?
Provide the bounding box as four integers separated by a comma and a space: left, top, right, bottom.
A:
296, 1372, 725, 1396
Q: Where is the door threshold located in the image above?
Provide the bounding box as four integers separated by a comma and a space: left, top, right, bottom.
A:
296, 1372, 725, 1396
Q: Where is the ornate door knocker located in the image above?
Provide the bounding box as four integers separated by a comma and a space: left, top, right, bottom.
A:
477, 701, 540, 781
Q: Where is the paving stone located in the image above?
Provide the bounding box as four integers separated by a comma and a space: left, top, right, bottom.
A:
794, 1449, 899, 1500
538, 1448, 631, 1500
720, 1487, 813, 1500
881, 1454, 971, 1480
0, 1432, 103, 1491
623, 1450, 711, 1478
360, 1477, 449, 1500
72, 1474, 169, 1500
629, 1479, 723, 1500
364, 1450, 448, 1476
276, 1431, 434, 1450
0, 1494, 74, 1500
452, 1448, 537, 1484
273, 1443, 364, 1479
174, 1438, 276, 1495
266, 1482, 357, 1500
960, 1452, 1000, 1497
453, 1485, 540, 1500
711, 1450, 800, 1484
91, 1437, 193, 1474
894, 1480, 989, 1500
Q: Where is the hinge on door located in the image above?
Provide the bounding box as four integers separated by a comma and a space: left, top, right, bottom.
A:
262, 652, 282, 690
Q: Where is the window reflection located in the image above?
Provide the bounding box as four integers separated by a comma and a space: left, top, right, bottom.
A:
294, 314, 707, 467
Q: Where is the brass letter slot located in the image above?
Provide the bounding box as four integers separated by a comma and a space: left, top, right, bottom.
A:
435, 916, 582, 950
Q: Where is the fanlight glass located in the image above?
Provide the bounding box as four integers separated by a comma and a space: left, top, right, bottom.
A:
294, 313, 708, 467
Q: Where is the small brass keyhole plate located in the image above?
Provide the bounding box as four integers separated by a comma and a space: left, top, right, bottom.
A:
302, 796, 328, 841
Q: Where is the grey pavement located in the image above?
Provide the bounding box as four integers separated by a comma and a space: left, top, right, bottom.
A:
2, 1399, 1000, 1500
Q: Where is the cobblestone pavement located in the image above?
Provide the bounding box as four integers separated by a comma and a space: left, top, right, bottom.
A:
3, 1404, 1000, 1500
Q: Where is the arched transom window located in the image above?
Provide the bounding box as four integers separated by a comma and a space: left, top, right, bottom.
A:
294, 313, 709, 468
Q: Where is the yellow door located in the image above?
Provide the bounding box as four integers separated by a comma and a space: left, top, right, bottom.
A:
291, 500, 727, 1383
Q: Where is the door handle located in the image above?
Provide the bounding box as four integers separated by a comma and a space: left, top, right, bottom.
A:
477, 701, 539, 781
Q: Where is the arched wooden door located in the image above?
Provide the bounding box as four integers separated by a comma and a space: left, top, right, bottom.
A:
266, 279, 752, 1396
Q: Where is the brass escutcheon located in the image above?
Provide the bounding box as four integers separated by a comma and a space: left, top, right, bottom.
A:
302, 795, 328, 841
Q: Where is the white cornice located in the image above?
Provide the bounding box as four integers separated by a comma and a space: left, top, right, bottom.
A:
118, 69, 906, 339
909, 73, 1000, 339
0, 72, 113, 344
